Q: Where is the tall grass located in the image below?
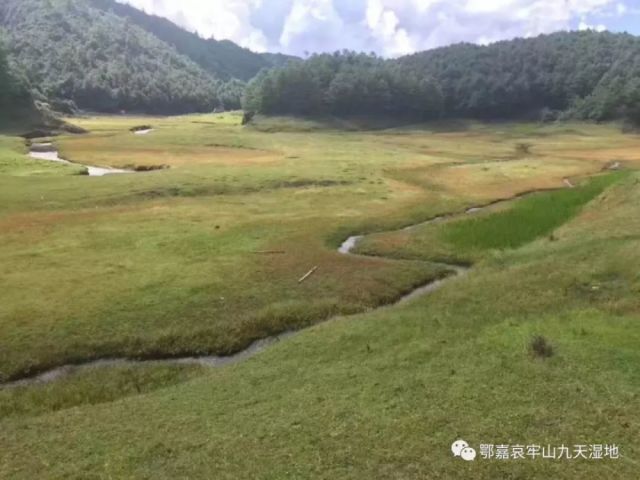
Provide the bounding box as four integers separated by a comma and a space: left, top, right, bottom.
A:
443, 172, 625, 251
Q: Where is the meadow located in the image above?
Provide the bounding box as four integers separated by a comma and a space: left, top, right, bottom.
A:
0, 114, 639, 478
356, 171, 627, 265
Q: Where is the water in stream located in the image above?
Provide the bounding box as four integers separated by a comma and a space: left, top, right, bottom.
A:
29, 143, 130, 177
2, 215, 470, 388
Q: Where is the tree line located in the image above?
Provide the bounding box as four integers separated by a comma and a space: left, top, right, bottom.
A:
244, 31, 640, 124
2, 1, 639, 124
244, 52, 443, 119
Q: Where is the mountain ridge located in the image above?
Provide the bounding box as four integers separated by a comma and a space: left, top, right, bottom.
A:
88, 0, 297, 81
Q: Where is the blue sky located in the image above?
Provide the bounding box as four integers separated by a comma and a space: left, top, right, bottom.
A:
572, 0, 640, 33
120, 0, 640, 57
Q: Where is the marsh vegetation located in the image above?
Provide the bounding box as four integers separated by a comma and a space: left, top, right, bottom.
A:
1, 113, 639, 478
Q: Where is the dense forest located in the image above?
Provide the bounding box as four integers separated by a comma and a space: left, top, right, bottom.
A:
243, 53, 443, 119
244, 31, 640, 124
0, 42, 22, 108
0, 0, 250, 114
2, 0, 639, 124
0, 39, 40, 126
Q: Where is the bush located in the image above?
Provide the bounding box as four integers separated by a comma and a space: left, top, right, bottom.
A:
539, 107, 559, 123
529, 335, 554, 359
515, 142, 532, 156
242, 111, 255, 125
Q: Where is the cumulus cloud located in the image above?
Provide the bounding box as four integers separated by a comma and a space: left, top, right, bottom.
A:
118, 0, 628, 57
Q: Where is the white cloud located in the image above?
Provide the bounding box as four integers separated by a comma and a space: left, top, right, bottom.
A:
120, 0, 270, 51
579, 20, 608, 32
279, 0, 345, 53
365, 0, 415, 55
118, 0, 621, 57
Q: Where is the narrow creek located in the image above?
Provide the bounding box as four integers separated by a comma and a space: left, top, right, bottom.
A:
1, 206, 481, 388
3, 182, 576, 388
7, 117, 597, 389
29, 141, 131, 176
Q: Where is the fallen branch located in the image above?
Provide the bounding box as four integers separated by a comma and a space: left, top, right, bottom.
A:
298, 266, 318, 283
251, 250, 286, 255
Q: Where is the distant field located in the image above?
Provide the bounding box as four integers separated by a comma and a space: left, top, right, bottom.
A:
1, 115, 639, 478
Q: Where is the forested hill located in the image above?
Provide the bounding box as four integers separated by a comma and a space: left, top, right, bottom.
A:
0, 0, 219, 114
0, 41, 39, 128
398, 31, 640, 121
0, 0, 298, 114
244, 31, 640, 124
2, 1, 638, 123
88, 0, 296, 82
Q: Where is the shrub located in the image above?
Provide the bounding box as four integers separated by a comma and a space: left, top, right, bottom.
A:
529, 335, 554, 359
515, 142, 532, 156
241, 111, 255, 125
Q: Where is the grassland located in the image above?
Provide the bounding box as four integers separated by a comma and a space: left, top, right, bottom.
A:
1, 114, 639, 478
356, 171, 627, 264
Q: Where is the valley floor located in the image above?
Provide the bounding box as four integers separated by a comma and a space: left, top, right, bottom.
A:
0, 114, 639, 478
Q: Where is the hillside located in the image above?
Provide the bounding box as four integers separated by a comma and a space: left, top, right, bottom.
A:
0, 0, 228, 114
398, 31, 640, 121
89, 0, 297, 81
0, 40, 47, 130
244, 31, 640, 123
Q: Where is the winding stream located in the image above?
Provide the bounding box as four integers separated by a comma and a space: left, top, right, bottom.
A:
5, 333, 295, 389
29, 142, 130, 176
5, 179, 578, 387
2, 206, 481, 388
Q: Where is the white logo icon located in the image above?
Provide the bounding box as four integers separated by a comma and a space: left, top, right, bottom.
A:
451, 440, 468, 456
461, 447, 477, 461
452, 439, 476, 461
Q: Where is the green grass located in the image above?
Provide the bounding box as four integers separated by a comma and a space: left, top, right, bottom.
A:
1, 116, 640, 478
443, 172, 625, 251
0, 364, 203, 418
1, 174, 639, 478
1, 113, 480, 381
355, 172, 629, 265
0, 136, 83, 176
